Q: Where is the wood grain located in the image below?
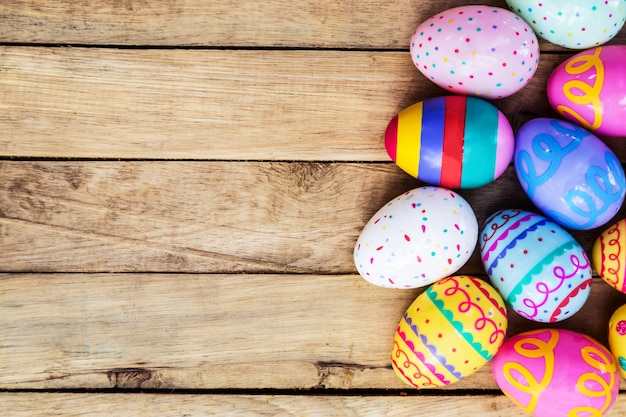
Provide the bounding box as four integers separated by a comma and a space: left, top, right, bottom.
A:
2, 47, 624, 160
1, 273, 625, 390
2, 161, 623, 274
3, 392, 626, 417
2, 0, 626, 413
1, 0, 625, 50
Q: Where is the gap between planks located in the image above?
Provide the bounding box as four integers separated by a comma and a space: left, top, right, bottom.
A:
1, 391, 626, 417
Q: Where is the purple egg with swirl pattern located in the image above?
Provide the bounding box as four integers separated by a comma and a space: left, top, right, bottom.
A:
514, 118, 625, 230
480, 209, 592, 322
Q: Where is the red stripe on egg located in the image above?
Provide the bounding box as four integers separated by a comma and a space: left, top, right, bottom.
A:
385, 114, 399, 162
440, 96, 465, 188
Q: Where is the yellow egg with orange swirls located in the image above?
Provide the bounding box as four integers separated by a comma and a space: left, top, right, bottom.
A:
592, 218, 626, 294
492, 328, 619, 417
391, 275, 508, 388
547, 45, 626, 137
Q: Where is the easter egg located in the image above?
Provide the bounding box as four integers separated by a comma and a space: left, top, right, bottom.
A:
592, 218, 626, 293
608, 304, 626, 378
480, 209, 592, 322
385, 96, 514, 189
506, 0, 626, 49
492, 328, 619, 417
354, 186, 478, 289
548, 45, 626, 137
514, 118, 626, 230
410, 5, 540, 98
392, 275, 508, 388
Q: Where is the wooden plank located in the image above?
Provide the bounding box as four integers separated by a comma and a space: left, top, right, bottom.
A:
1, 47, 624, 160
3, 392, 626, 417
1, 273, 625, 390
0, 0, 624, 50
2, 161, 623, 274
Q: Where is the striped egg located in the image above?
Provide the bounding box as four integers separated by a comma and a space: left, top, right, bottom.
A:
391, 275, 508, 388
480, 209, 592, 322
385, 96, 514, 189
592, 218, 626, 293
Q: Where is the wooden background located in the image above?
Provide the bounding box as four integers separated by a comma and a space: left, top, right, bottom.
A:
1, 1, 626, 415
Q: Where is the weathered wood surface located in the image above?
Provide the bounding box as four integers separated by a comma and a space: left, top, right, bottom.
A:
1, 47, 624, 160
3, 392, 626, 417
2, 273, 626, 390
2, 161, 624, 273
2, 0, 626, 415
1, 0, 625, 50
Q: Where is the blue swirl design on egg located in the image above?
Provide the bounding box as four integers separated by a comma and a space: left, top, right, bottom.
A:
515, 119, 626, 230
515, 119, 583, 198
619, 356, 626, 372
546, 151, 626, 229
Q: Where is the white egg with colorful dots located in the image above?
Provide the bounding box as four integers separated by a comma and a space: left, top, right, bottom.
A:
506, 0, 626, 49
410, 5, 540, 98
354, 186, 478, 289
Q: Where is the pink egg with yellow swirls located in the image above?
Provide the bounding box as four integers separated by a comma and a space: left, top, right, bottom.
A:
547, 45, 626, 137
492, 328, 619, 417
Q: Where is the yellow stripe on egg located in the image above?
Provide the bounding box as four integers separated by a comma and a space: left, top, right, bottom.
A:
396, 102, 422, 178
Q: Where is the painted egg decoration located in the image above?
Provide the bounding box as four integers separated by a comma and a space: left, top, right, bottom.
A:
354, 186, 478, 289
410, 5, 540, 98
514, 118, 626, 230
492, 328, 619, 417
592, 218, 626, 293
548, 45, 626, 137
385, 95, 514, 189
506, 0, 626, 49
392, 275, 508, 388
480, 209, 592, 322
608, 304, 626, 379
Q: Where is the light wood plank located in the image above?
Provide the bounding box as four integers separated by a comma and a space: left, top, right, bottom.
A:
2, 161, 623, 274
1, 0, 624, 50
2, 47, 623, 160
4, 392, 626, 417
1, 273, 625, 390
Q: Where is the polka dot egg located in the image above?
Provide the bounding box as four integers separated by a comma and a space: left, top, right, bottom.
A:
392, 275, 508, 388
506, 0, 626, 49
354, 186, 478, 289
410, 5, 540, 98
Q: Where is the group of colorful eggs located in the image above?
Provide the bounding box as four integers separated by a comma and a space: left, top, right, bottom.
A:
353, 2, 626, 416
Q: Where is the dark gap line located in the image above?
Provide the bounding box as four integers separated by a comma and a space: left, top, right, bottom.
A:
0, 157, 394, 164
0, 42, 575, 55
0, 42, 406, 53
0, 270, 360, 275
0, 387, 507, 396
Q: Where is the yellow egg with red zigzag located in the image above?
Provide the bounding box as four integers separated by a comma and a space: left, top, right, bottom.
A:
391, 275, 508, 388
